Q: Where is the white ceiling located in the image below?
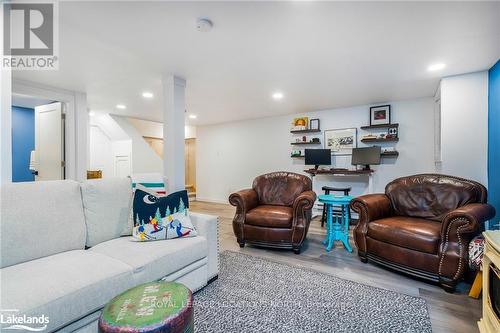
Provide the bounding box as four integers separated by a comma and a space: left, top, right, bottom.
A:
13, 1, 500, 125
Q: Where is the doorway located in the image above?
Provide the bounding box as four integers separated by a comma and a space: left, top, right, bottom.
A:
12, 95, 65, 182
143, 136, 196, 197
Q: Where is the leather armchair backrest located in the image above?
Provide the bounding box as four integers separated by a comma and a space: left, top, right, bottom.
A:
252, 172, 312, 206
385, 174, 487, 221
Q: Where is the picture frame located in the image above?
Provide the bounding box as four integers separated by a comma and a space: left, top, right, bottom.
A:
309, 118, 320, 130
324, 128, 357, 155
369, 105, 391, 126
292, 117, 309, 129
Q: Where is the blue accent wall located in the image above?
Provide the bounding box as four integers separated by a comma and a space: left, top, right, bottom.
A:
489, 59, 500, 229
12, 106, 35, 182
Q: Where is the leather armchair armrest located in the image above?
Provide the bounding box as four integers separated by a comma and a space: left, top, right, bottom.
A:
349, 194, 393, 222
292, 190, 317, 220
291, 190, 316, 248
228, 189, 259, 217
441, 203, 496, 238
349, 194, 392, 255
438, 203, 496, 282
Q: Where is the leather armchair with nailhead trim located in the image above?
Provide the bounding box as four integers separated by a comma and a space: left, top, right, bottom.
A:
350, 174, 496, 292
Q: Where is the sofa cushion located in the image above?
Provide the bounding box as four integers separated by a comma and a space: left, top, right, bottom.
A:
81, 178, 133, 247
246, 205, 293, 228
0, 250, 134, 332
0, 180, 86, 268
90, 236, 207, 284
367, 217, 441, 254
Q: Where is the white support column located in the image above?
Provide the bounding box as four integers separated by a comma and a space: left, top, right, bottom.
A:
162, 75, 186, 193
0, 67, 12, 185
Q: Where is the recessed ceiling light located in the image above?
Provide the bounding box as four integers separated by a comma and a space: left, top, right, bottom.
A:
88, 111, 95, 116
142, 92, 154, 98
272, 92, 284, 100
116, 104, 126, 109
428, 63, 446, 71
189, 114, 197, 119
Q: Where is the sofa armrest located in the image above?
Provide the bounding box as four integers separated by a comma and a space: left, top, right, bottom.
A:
438, 203, 496, 282
228, 189, 258, 216
292, 190, 317, 224
350, 194, 393, 254
190, 212, 219, 280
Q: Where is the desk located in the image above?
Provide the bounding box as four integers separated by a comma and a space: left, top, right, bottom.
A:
304, 168, 374, 193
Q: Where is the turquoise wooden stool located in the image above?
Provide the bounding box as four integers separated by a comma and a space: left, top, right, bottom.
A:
318, 194, 353, 252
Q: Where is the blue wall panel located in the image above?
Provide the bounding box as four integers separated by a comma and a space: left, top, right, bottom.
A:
489, 60, 500, 229
12, 106, 35, 182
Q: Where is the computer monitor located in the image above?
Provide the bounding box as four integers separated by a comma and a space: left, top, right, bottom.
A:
305, 149, 331, 170
351, 146, 381, 170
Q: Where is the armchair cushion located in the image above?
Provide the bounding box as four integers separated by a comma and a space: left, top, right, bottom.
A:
252, 172, 312, 206
385, 174, 487, 222
246, 206, 293, 228
368, 217, 441, 254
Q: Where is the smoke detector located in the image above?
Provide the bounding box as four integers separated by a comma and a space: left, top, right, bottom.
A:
196, 18, 213, 32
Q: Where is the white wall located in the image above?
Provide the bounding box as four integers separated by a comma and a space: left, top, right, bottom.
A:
196, 97, 436, 203
440, 71, 489, 185
110, 115, 163, 174
89, 125, 114, 177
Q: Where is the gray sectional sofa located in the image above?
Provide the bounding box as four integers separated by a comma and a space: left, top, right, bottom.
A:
0, 178, 219, 332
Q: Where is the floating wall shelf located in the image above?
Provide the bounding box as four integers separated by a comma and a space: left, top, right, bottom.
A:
360, 123, 399, 130
361, 137, 399, 143
290, 141, 321, 145
381, 151, 399, 157
290, 129, 321, 134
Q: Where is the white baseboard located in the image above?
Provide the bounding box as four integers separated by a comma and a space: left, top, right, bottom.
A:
194, 197, 229, 204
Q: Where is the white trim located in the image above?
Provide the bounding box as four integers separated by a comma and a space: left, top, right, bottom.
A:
11, 79, 88, 181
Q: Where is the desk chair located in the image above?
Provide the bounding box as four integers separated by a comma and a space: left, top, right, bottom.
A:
321, 186, 351, 227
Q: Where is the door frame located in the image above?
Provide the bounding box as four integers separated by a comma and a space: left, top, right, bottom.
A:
10, 79, 88, 181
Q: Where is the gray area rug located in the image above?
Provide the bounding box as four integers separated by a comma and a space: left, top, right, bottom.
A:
194, 251, 432, 333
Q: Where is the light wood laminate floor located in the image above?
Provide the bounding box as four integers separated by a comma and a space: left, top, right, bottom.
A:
190, 201, 482, 333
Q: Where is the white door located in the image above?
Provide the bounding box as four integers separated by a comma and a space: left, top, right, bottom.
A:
114, 155, 131, 178
34, 102, 64, 181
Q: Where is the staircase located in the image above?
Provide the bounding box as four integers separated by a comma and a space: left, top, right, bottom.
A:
185, 184, 196, 201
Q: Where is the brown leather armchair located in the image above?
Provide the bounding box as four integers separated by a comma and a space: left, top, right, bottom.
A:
350, 174, 496, 292
229, 172, 316, 254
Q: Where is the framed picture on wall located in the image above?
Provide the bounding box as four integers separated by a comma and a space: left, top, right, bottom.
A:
309, 118, 320, 130
370, 105, 391, 126
324, 128, 357, 155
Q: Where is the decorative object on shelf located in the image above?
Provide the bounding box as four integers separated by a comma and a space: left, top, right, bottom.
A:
309, 118, 320, 130
361, 134, 377, 140
381, 147, 399, 157
387, 126, 398, 139
370, 105, 391, 126
302, 136, 307, 142
312, 137, 320, 143
324, 128, 357, 155
291, 149, 303, 157
378, 133, 387, 139
291, 117, 309, 131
